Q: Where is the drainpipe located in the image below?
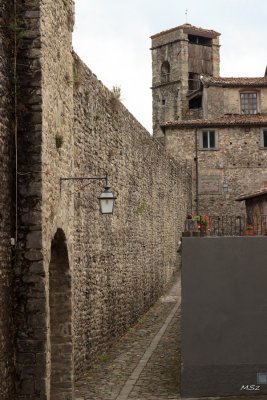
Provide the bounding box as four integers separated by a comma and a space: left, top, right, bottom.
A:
14, 0, 18, 246
195, 128, 199, 215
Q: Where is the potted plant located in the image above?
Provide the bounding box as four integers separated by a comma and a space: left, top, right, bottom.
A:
244, 224, 254, 235
200, 215, 210, 236
190, 214, 200, 236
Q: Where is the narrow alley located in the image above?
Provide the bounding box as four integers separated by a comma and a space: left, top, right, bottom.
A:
75, 275, 181, 400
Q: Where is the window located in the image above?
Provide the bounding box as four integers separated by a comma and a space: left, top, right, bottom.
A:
189, 96, 202, 109
240, 93, 258, 115
260, 129, 267, 148
161, 61, 170, 83
188, 34, 212, 47
200, 130, 217, 149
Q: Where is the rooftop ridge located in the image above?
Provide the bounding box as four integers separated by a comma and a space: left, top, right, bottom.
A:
151, 23, 220, 39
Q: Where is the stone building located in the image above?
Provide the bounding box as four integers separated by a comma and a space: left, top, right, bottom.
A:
0, 1, 191, 400
151, 23, 267, 215
236, 186, 267, 233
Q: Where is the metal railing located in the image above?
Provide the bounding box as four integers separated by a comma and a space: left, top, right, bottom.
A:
184, 215, 267, 237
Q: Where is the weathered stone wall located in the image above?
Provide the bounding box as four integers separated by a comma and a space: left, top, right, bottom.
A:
151, 26, 220, 139
165, 126, 267, 215
203, 86, 267, 118
0, 1, 191, 398
12, 0, 74, 398
151, 29, 186, 139
203, 86, 224, 119
0, 2, 14, 399
14, 0, 45, 398
40, 0, 75, 397
73, 54, 191, 376
212, 40, 220, 78
151, 28, 190, 138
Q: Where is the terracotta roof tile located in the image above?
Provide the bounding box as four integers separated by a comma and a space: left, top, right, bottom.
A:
162, 114, 267, 128
151, 24, 220, 39
236, 189, 267, 201
201, 76, 267, 87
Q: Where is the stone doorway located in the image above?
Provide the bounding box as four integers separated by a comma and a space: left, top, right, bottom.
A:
49, 229, 74, 400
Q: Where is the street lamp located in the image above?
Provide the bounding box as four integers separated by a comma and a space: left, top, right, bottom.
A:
98, 184, 117, 214
60, 173, 117, 215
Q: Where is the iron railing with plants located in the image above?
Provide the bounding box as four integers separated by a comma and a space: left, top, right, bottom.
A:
184, 215, 267, 237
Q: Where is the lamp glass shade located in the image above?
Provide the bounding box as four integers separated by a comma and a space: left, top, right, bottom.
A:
99, 187, 116, 214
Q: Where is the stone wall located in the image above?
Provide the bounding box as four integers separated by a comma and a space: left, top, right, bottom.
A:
40, 0, 75, 397
13, 1, 45, 398
203, 86, 267, 118
4, 0, 192, 397
151, 25, 220, 139
0, 1, 192, 398
165, 125, 267, 215
72, 54, 191, 377
0, 2, 14, 399
151, 28, 189, 139
10, 0, 75, 398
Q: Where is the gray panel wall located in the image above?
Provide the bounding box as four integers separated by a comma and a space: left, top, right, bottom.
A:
182, 237, 267, 397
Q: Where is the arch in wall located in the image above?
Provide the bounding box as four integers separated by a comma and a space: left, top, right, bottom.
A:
161, 61, 170, 83
49, 228, 74, 400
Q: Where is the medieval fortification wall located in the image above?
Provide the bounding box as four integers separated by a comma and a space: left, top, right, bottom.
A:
0, 2, 14, 399
72, 54, 191, 376
0, 1, 191, 398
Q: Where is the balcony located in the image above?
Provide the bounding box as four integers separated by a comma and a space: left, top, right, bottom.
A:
183, 215, 267, 237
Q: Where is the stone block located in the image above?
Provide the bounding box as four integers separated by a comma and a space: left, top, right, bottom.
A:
20, 377, 34, 395
26, 231, 42, 249
24, 250, 43, 261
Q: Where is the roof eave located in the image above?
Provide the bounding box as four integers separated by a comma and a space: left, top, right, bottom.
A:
162, 120, 267, 129
151, 24, 220, 40
236, 191, 267, 201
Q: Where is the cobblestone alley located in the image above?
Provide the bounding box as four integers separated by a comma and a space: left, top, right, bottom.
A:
75, 274, 181, 400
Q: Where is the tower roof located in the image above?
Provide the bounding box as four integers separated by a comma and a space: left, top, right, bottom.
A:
151, 23, 220, 40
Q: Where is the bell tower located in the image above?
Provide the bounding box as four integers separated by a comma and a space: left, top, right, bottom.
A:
151, 24, 220, 140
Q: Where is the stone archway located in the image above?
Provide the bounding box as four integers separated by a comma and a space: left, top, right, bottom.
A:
49, 229, 74, 400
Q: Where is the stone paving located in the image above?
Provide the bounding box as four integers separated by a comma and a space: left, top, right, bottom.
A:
75, 274, 263, 400
75, 274, 181, 400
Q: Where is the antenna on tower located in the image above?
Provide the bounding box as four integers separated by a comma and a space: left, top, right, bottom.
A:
185, 8, 188, 23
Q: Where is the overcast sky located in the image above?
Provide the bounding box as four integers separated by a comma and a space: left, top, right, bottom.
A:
73, 0, 267, 133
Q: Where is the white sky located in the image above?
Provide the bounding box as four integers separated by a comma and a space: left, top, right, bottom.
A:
73, 0, 267, 133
